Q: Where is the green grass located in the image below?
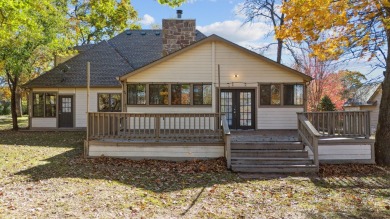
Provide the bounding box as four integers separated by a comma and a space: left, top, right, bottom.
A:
0, 115, 28, 130
0, 128, 389, 217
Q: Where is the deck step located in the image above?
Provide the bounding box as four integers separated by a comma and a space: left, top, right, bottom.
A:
231, 157, 313, 165
231, 141, 303, 150
231, 164, 318, 173
231, 149, 309, 158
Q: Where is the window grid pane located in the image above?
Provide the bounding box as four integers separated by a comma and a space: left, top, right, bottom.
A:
284, 84, 303, 105
33, 93, 44, 117
149, 84, 168, 105
194, 84, 212, 105
171, 84, 190, 105
127, 84, 146, 105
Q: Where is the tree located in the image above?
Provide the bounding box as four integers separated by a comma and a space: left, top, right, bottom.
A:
65, 0, 188, 45
1, 0, 187, 131
277, 0, 390, 165
291, 43, 337, 111
65, 0, 139, 45
0, 0, 71, 130
319, 95, 336, 111
242, 0, 285, 63
339, 70, 367, 99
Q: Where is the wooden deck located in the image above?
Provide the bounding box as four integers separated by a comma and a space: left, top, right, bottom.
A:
84, 111, 375, 173
231, 130, 298, 142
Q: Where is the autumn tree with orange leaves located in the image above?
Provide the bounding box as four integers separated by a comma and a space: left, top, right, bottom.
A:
277, 0, 390, 165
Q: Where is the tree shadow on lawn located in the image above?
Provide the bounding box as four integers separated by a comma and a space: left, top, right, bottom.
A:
0, 131, 85, 148
311, 164, 390, 190
15, 146, 243, 193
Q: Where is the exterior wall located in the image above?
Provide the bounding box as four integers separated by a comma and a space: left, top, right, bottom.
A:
307, 139, 375, 164
126, 41, 306, 129
30, 87, 121, 128
214, 41, 305, 84
126, 42, 213, 83
362, 90, 382, 134
31, 118, 56, 128
258, 108, 303, 129
344, 106, 360, 111
344, 89, 382, 134
88, 141, 224, 160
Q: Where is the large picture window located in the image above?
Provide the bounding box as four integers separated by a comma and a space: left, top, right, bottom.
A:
193, 84, 212, 105
149, 84, 168, 105
127, 84, 146, 105
98, 93, 121, 112
171, 84, 190, 105
260, 84, 281, 105
284, 84, 304, 105
33, 93, 56, 117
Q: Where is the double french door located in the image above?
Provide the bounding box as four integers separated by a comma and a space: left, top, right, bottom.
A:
220, 89, 255, 130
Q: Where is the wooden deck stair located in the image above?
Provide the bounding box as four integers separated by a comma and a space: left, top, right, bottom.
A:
230, 141, 317, 173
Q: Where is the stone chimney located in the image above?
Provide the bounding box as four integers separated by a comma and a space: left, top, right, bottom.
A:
162, 10, 196, 56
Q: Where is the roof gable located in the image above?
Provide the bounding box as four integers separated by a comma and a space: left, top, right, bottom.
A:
120, 34, 312, 82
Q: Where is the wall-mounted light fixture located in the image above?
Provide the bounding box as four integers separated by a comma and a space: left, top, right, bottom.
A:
234, 74, 239, 78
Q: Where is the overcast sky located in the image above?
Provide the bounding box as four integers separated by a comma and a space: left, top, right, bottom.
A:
133, 0, 384, 82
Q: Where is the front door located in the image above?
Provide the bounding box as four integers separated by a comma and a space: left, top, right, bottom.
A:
58, 95, 74, 128
220, 89, 255, 129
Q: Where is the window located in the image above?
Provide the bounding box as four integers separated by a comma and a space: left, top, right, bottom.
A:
260, 84, 281, 105
127, 84, 146, 105
45, 93, 57, 117
171, 84, 190, 105
33, 93, 56, 117
284, 84, 304, 105
149, 84, 168, 105
193, 84, 212, 105
98, 93, 121, 112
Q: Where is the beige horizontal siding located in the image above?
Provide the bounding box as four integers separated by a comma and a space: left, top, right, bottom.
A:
307, 144, 373, 162
127, 106, 213, 113
88, 145, 224, 159
74, 88, 121, 127
31, 87, 121, 128
215, 42, 305, 84
31, 118, 56, 128
257, 108, 303, 129
127, 42, 212, 83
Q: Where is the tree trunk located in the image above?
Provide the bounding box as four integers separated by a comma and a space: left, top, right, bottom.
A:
6, 71, 19, 131
276, 38, 283, 63
10, 82, 19, 131
374, 30, 390, 165
15, 88, 22, 117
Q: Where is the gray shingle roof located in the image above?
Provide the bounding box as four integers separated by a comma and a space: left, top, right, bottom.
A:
24, 29, 206, 88
24, 41, 133, 87
344, 83, 381, 106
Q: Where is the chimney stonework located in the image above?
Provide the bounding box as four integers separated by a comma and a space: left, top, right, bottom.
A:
162, 19, 196, 56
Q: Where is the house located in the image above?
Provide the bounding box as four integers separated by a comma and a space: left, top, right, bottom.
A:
24, 11, 375, 172
344, 83, 382, 133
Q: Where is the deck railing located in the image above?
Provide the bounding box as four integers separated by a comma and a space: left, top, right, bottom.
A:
87, 112, 223, 141
221, 115, 231, 169
297, 114, 320, 171
297, 111, 370, 138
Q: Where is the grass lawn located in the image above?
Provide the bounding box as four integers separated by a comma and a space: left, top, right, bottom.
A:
0, 115, 28, 130
0, 119, 389, 218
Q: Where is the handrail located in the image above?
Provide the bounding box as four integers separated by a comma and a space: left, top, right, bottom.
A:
297, 114, 320, 172
221, 115, 231, 135
297, 111, 370, 138
87, 112, 223, 141
221, 115, 231, 169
